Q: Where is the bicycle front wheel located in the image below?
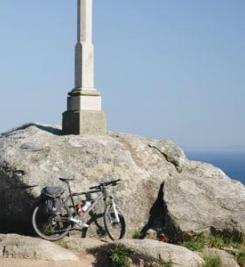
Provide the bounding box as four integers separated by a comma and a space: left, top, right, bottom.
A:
103, 204, 126, 240
32, 205, 71, 241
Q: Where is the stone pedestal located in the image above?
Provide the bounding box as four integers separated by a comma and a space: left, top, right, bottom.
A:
62, 89, 106, 135
62, 110, 107, 135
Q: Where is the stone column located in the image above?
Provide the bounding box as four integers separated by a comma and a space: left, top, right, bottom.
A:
75, 0, 94, 91
62, 0, 107, 135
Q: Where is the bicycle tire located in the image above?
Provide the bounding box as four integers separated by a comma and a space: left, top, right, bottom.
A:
32, 205, 71, 241
103, 204, 126, 240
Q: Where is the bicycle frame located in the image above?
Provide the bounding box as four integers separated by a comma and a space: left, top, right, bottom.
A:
64, 183, 107, 216
64, 182, 120, 224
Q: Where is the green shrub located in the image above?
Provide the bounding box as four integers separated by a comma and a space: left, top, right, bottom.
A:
202, 255, 221, 267
108, 244, 131, 267
159, 259, 173, 267
237, 250, 245, 265
132, 229, 142, 239
206, 234, 225, 249
41, 223, 54, 236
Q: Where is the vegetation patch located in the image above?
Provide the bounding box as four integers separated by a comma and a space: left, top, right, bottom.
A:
107, 243, 174, 267
181, 233, 206, 251
108, 244, 131, 267
202, 255, 221, 267
237, 249, 245, 266
157, 259, 174, 267
179, 232, 244, 252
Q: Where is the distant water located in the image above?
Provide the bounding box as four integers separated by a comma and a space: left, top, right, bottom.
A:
185, 149, 245, 185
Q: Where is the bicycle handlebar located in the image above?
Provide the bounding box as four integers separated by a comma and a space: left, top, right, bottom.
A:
71, 189, 101, 197
89, 179, 121, 190
70, 179, 121, 197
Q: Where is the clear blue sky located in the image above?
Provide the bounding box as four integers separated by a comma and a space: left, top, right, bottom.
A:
0, 0, 244, 147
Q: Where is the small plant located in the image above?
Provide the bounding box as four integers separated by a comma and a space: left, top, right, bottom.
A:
181, 233, 206, 251
202, 255, 221, 267
237, 250, 245, 266
41, 223, 53, 236
132, 229, 142, 239
108, 244, 131, 267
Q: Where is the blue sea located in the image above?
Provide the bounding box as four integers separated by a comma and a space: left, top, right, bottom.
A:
185, 149, 245, 185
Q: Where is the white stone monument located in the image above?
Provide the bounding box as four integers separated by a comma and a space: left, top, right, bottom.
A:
62, 0, 107, 135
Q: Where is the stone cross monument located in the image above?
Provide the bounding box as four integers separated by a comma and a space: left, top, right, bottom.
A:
62, 0, 107, 135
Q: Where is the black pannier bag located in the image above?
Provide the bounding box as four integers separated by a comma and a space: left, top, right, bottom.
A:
41, 187, 65, 215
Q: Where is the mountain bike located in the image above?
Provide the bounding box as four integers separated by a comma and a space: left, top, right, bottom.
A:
32, 178, 126, 241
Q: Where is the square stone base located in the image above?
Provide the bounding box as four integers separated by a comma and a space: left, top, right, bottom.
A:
62, 110, 107, 135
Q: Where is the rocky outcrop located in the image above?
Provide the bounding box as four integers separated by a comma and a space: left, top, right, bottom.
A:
0, 234, 78, 261
0, 123, 244, 240
90, 239, 204, 267
163, 161, 245, 240
0, 233, 241, 267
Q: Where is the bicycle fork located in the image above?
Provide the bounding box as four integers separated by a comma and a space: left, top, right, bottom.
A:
111, 198, 120, 223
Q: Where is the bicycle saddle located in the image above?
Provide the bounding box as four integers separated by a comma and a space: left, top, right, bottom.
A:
59, 177, 75, 182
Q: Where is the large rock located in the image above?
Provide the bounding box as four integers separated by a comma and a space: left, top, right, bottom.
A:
0, 234, 78, 261
0, 123, 244, 239
164, 161, 245, 239
90, 239, 204, 267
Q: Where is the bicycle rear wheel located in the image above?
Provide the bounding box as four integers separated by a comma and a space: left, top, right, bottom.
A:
103, 204, 126, 240
32, 205, 71, 241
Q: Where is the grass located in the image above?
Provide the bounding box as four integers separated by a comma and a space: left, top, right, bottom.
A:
179, 232, 245, 252
181, 233, 206, 251
202, 255, 221, 267
178, 232, 245, 266
108, 244, 131, 267
237, 249, 245, 266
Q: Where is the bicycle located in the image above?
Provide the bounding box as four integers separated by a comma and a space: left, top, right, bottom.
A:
32, 178, 126, 241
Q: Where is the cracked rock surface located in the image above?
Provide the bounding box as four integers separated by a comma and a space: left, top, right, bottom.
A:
0, 123, 244, 239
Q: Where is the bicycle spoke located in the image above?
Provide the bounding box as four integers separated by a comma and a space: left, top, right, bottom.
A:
104, 205, 126, 240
